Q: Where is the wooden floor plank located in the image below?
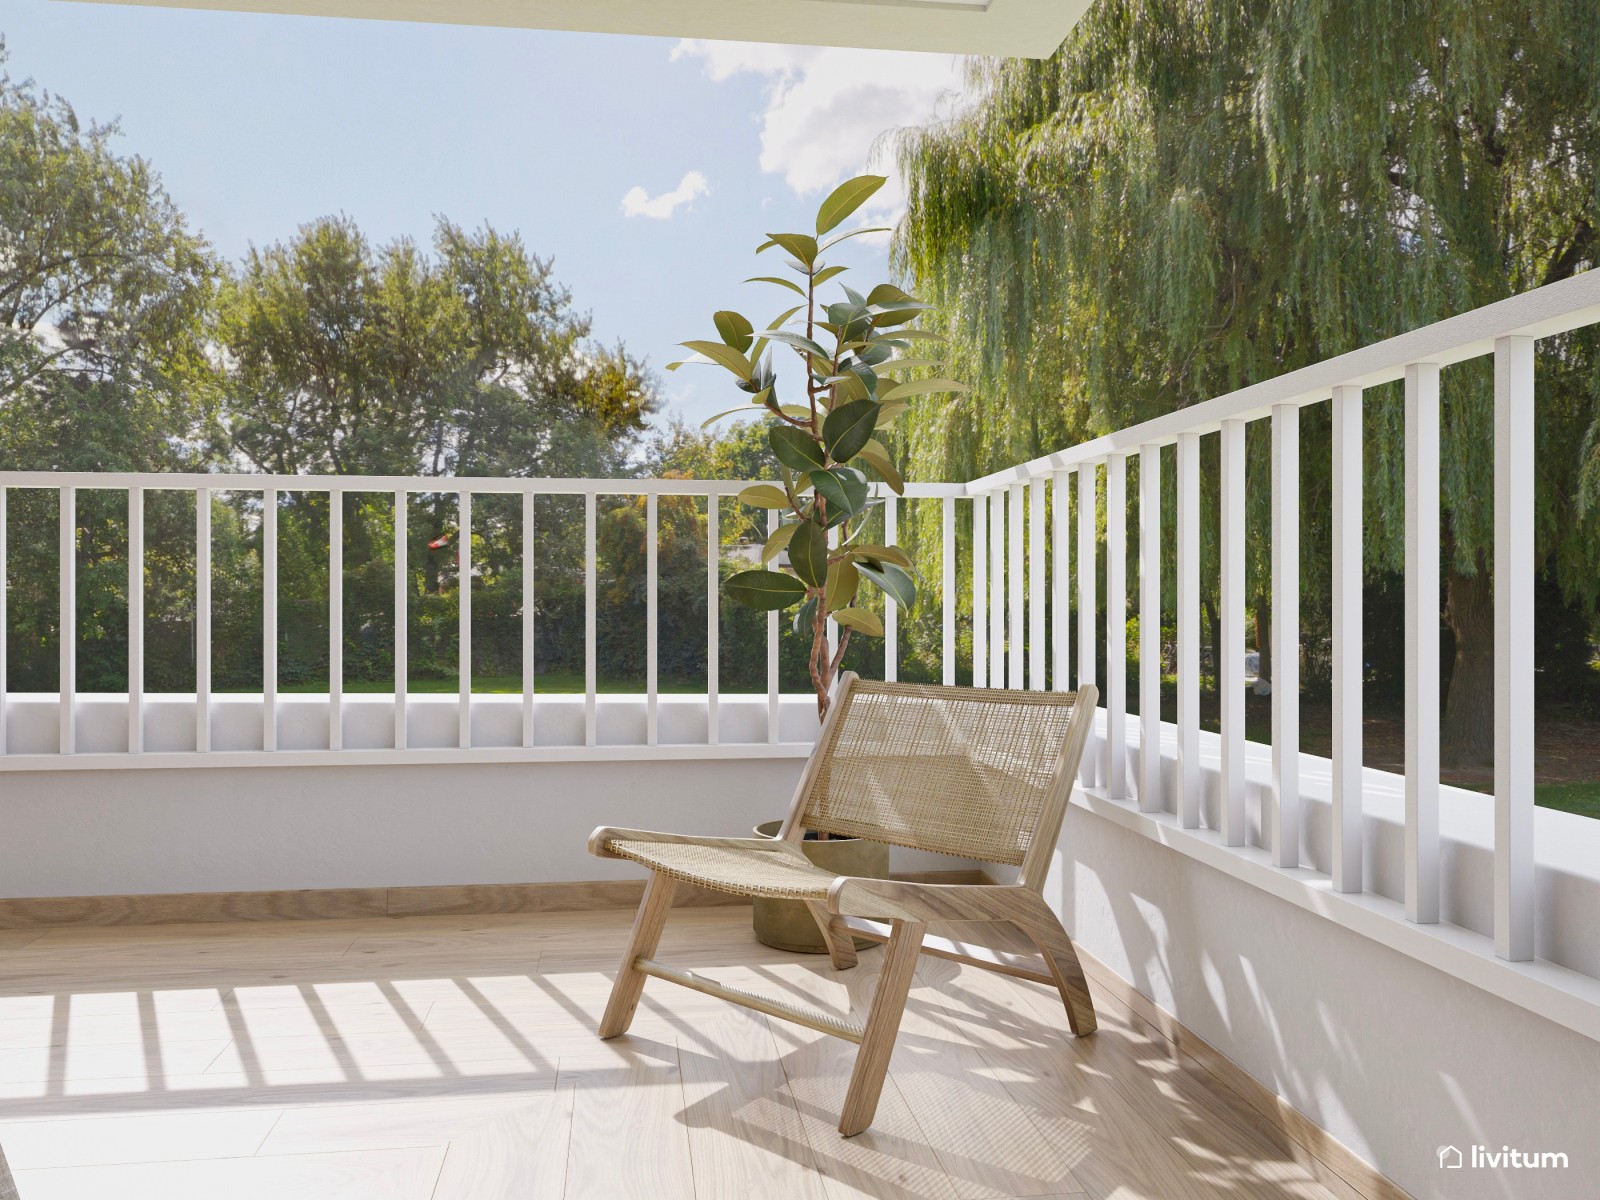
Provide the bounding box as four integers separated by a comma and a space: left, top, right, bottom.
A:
12, 1145, 445, 1200
430, 1086, 573, 1199
0, 1108, 283, 1169
0, 904, 1377, 1200
678, 1008, 830, 1200
560, 1050, 696, 1199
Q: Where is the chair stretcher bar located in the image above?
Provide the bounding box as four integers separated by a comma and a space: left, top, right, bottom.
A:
634, 957, 865, 1043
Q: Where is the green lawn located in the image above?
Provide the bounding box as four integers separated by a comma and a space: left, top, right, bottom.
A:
1536, 781, 1600, 820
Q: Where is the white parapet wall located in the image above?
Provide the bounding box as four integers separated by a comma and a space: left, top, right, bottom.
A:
1048, 715, 1600, 1200
0, 694, 974, 898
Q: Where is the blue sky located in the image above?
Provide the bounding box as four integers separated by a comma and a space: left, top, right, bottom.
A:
2, 2, 966, 432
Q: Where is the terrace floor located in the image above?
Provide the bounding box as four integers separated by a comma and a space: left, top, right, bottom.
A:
0, 906, 1372, 1199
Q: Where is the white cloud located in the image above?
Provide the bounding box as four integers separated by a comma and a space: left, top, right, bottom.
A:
620, 170, 711, 219
670, 40, 971, 228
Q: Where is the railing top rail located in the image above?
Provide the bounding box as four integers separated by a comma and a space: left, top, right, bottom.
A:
966, 268, 1600, 492
0, 472, 967, 499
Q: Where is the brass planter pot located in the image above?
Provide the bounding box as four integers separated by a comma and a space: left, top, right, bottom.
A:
750, 820, 889, 953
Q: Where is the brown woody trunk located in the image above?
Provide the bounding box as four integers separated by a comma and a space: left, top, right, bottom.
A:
1441, 557, 1495, 767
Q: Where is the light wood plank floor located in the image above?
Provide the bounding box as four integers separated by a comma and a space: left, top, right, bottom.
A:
0, 907, 1363, 1199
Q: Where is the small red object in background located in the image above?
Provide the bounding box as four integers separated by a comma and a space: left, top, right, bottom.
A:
428, 533, 451, 550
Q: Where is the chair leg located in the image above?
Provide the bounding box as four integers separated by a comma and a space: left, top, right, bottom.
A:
598, 871, 677, 1038
805, 900, 858, 970
1020, 913, 1098, 1036
838, 918, 925, 1137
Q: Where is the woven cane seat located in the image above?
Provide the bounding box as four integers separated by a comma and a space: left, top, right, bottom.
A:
603, 839, 838, 900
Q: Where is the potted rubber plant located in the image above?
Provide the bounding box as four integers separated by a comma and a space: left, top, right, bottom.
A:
672, 174, 968, 951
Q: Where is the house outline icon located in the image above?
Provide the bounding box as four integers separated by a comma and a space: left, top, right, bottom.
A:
1439, 1146, 1463, 1169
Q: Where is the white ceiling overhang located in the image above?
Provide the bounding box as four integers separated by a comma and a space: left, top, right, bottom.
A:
73, 0, 1091, 58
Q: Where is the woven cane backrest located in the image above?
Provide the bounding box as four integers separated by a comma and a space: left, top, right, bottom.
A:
800, 680, 1084, 866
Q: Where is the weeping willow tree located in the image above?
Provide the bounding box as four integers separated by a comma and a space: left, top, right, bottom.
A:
893, 0, 1600, 764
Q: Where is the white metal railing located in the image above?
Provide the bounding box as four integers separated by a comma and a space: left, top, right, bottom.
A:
0, 474, 967, 761
965, 268, 1600, 969
3, 271, 1600, 977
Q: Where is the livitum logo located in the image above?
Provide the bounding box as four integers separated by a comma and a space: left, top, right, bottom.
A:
1438, 1144, 1570, 1170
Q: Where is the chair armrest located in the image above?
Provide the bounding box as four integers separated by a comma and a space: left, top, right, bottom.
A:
587, 826, 803, 859
827, 877, 1048, 925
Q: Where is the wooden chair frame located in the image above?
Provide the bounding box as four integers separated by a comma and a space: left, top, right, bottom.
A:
588, 672, 1100, 1137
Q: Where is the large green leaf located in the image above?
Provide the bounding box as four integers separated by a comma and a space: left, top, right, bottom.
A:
770, 425, 826, 472
867, 303, 934, 328
680, 339, 753, 379
857, 560, 916, 611
874, 400, 910, 427
866, 283, 919, 306
831, 606, 884, 637
813, 264, 848, 286
700, 397, 769, 429
847, 543, 913, 570
761, 521, 798, 565
815, 175, 886, 235
819, 226, 891, 253
766, 232, 819, 266
764, 328, 830, 359
792, 595, 819, 638
824, 559, 859, 610
788, 519, 830, 588
880, 377, 971, 402
746, 275, 806, 296
725, 569, 806, 611
809, 466, 869, 523
713, 310, 753, 353
822, 400, 880, 464
737, 483, 792, 509
853, 443, 904, 495
767, 304, 805, 330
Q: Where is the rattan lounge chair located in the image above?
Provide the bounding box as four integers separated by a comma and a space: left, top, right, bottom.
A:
587, 672, 1101, 1136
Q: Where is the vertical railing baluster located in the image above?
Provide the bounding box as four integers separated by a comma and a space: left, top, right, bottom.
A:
585, 492, 598, 747
1405, 364, 1441, 923
263, 487, 278, 752
766, 508, 779, 742
941, 496, 955, 686
972, 493, 987, 688
985, 489, 998, 684
1008, 484, 1024, 687
707, 492, 720, 744
1220, 421, 1246, 844
455, 490, 470, 749
1105, 454, 1127, 799
1331, 386, 1365, 890
1271, 405, 1301, 866
196, 487, 211, 754
1077, 464, 1099, 785
1177, 433, 1200, 827
0, 487, 6, 755
127, 487, 143, 755
59, 485, 75, 755
1028, 478, 1046, 691
1138, 446, 1161, 813
522, 489, 536, 749
330, 490, 344, 752
884, 494, 898, 682
1052, 470, 1070, 691
394, 490, 408, 751
646, 492, 659, 745
1494, 336, 1536, 961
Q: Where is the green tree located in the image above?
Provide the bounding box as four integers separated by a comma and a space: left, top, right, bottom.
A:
894, 0, 1600, 763
0, 43, 216, 471
217, 214, 651, 480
